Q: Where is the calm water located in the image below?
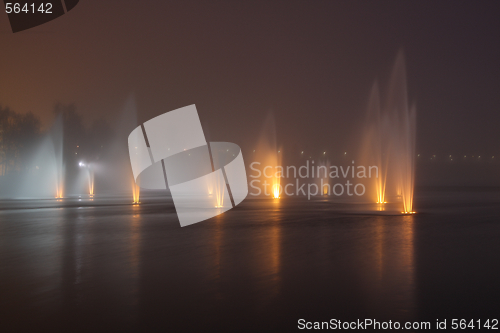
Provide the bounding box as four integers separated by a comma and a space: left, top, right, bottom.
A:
0, 188, 499, 332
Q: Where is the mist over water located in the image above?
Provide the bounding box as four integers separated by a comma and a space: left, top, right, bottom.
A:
245, 53, 416, 214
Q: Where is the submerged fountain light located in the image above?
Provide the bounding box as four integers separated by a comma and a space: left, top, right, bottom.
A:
55, 188, 63, 199
132, 178, 140, 204
272, 183, 280, 199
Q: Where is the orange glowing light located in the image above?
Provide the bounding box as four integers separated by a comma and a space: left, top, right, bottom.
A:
212, 172, 225, 208
132, 181, 140, 204
272, 183, 280, 199
55, 186, 63, 199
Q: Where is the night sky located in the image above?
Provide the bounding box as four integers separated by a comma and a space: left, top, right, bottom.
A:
1, 1, 499, 159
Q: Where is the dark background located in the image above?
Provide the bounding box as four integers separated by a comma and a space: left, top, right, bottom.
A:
0, 0, 499, 184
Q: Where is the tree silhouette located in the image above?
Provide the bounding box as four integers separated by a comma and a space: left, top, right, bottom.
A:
0, 106, 41, 175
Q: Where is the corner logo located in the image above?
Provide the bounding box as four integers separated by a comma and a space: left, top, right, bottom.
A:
128, 105, 248, 227
4, 0, 79, 33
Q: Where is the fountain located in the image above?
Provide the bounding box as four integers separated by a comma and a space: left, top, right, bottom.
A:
17, 114, 65, 199
359, 51, 416, 213
50, 115, 65, 198
252, 113, 282, 199
78, 161, 94, 196
101, 95, 141, 201
88, 165, 94, 196
213, 170, 226, 208
317, 159, 331, 196
132, 178, 140, 204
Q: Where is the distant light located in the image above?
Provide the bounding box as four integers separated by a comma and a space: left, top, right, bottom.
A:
253, 150, 255, 152
344, 152, 347, 155
79, 162, 85, 167
464, 155, 466, 158
449, 155, 452, 158
323, 152, 326, 154
418, 154, 420, 157
278, 150, 280, 153
301, 151, 303, 154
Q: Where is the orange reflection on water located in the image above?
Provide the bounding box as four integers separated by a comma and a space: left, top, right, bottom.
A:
212, 215, 224, 300
259, 201, 282, 299
129, 206, 141, 278
370, 215, 415, 319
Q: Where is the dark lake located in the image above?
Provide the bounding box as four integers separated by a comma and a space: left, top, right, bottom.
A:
1, 187, 499, 332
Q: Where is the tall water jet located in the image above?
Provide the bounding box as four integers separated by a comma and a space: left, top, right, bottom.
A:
359, 51, 416, 213
213, 171, 226, 208
358, 83, 388, 205
76, 161, 96, 197
386, 52, 416, 214
51, 115, 65, 198
272, 149, 282, 199
27, 114, 66, 199
88, 168, 94, 196
104, 95, 140, 198
132, 177, 140, 204
86, 163, 94, 196
22, 122, 64, 199
252, 113, 281, 199
317, 159, 331, 195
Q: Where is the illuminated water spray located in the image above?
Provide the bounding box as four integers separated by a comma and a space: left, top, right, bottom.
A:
132, 178, 140, 204
52, 115, 64, 199
213, 172, 225, 208
79, 161, 95, 196
253, 112, 282, 199
88, 165, 94, 196
272, 182, 281, 199
388, 53, 416, 214
359, 51, 416, 213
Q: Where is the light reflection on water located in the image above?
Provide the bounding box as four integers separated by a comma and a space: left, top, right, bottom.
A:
259, 200, 282, 299
2, 192, 499, 331
367, 215, 415, 320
